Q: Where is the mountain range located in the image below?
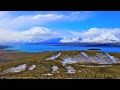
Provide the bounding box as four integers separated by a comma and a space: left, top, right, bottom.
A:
60, 32, 120, 44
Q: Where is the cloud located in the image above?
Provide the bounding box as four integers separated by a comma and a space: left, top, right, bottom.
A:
69, 27, 120, 37
0, 28, 24, 43
0, 27, 59, 43
0, 11, 10, 17
63, 11, 92, 21
0, 13, 64, 30
0, 11, 94, 43
0, 11, 93, 30
21, 27, 59, 42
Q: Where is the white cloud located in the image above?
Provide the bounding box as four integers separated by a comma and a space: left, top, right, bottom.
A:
0, 11, 10, 17
0, 29, 19, 41
0, 13, 64, 30
21, 27, 51, 36
0, 11, 94, 43
60, 11, 92, 22
21, 27, 59, 42
0, 11, 92, 30
0, 27, 59, 43
69, 27, 120, 38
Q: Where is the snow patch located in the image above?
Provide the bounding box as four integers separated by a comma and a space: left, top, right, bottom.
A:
81, 52, 88, 58
52, 65, 59, 73
42, 74, 53, 76
62, 52, 89, 64
46, 52, 61, 60
79, 65, 112, 67
66, 66, 75, 74
62, 57, 78, 64
3, 64, 27, 73
104, 52, 117, 63
28, 65, 36, 71
62, 52, 120, 64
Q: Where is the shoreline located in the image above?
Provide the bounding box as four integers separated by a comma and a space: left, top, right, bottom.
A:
1, 49, 120, 54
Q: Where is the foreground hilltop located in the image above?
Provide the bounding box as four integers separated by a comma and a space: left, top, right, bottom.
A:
0, 50, 120, 79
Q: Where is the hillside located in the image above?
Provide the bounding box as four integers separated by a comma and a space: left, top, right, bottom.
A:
0, 50, 120, 79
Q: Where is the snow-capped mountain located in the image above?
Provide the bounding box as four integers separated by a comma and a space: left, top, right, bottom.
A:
4, 33, 120, 44
81, 33, 120, 43
60, 32, 120, 44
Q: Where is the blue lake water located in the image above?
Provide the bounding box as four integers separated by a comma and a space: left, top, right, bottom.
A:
4, 44, 120, 53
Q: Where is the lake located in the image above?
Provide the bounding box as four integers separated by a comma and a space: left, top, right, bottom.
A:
3, 43, 120, 53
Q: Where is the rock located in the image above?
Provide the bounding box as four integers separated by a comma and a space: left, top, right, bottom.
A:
46, 52, 61, 60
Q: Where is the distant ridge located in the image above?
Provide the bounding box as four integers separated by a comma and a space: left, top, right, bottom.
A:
0, 45, 9, 50
23, 38, 62, 45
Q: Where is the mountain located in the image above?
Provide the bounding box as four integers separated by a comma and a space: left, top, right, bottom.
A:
60, 33, 120, 44
82, 33, 120, 43
40, 38, 62, 44
22, 38, 62, 45
0, 45, 9, 50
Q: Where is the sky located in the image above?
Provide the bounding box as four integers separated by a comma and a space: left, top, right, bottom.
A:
0, 11, 120, 42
